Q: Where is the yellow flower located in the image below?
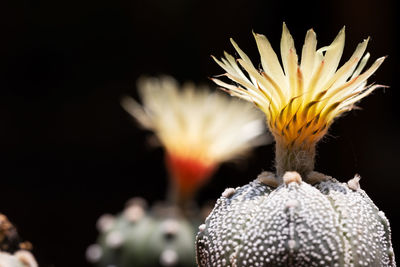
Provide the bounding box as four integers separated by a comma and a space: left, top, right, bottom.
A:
212, 23, 385, 177
122, 76, 268, 200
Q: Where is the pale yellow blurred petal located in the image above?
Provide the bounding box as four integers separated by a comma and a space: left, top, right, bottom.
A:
124, 76, 270, 165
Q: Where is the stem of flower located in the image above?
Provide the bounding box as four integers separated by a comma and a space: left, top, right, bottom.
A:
167, 180, 192, 211
164, 153, 216, 212
274, 140, 316, 179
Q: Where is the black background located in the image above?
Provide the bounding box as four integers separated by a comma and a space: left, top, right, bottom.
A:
0, 0, 399, 266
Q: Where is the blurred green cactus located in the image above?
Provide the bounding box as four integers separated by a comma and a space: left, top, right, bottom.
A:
87, 199, 198, 267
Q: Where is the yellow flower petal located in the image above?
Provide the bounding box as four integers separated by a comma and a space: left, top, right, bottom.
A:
213, 24, 385, 151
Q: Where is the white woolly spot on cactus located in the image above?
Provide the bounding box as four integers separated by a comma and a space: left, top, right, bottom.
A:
257, 171, 278, 187
287, 240, 296, 250
160, 249, 178, 266
125, 197, 148, 209
161, 219, 180, 236
105, 231, 124, 248
14, 250, 38, 267
347, 174, 361, 191
123, 205, 145, 223
96, 214, 115, 233
378, 211, 387, 219
198, 224, 206, 232
285, 199, 299, 209
282, 171, 302, 185
86, 244, 103, 263
222, 188, 236, 198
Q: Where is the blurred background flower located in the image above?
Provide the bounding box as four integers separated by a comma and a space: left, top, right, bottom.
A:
122, 76, 268, 205
0, 0, 398, 266
86, 76, 268, 267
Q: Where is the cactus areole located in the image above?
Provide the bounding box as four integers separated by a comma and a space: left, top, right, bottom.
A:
195, 24, 395, 266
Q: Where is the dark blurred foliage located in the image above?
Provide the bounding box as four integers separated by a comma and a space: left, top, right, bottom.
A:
0, 0, 398, 266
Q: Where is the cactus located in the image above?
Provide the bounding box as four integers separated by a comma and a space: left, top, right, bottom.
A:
87, 199, 198, 267
196, 24, 395, 266
0, 214, 37, 267
88, 76, 269, 267
0, 213, 22, 253
0, 251, 37, 267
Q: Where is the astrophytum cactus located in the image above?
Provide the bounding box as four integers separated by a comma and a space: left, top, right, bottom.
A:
196, 24, 395, 266
87, 76, 269, 267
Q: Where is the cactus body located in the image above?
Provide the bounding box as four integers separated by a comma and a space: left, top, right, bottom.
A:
88, 200, 197, 267
196, 176, 395, 267
0, 214, 37, 267
0, 251, 37, 267
0, 252, 25, 267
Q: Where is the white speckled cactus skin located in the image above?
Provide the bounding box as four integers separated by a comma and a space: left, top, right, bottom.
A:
196, 175, 395, 267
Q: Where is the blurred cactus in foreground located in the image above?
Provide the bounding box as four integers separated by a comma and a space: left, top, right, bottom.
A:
0, 251, 37, 267
196, 24, 395, 266
87, 199, 198, 267
87, 76, 270, 267
0, 214, 37, 267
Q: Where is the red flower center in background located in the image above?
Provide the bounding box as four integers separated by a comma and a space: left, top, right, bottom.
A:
165, 153, 217, 201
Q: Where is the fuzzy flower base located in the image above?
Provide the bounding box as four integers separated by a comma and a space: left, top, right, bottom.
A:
196, 173, 395, 267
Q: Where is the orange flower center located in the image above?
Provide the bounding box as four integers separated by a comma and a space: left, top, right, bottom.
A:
165, 152, 217, 200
